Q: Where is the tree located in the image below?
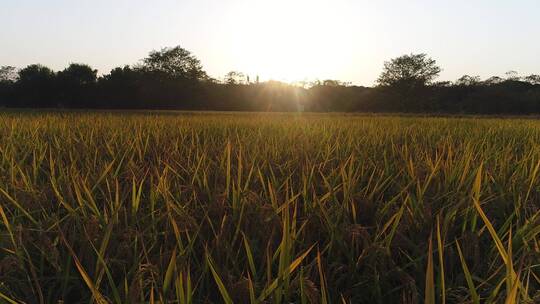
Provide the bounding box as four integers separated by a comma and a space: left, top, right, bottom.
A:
484, 76, 504, 85
524, 74, 540, 85
376, 54, 441, 111
56, 63, 98, 106
456, 75, 481, 86
322, 80, 344, 87
98, 66, 145, 108
0, 66, 17, 83
57, 63, 97, 85
18, 64, 55, 84
141, 46, 208, 81
224, 71, 245, 84
0, 66, 17, 106
101, 66, 144, 86
16, 64, 56, 106
377, 53, 441, 88
505, 70, 520, 81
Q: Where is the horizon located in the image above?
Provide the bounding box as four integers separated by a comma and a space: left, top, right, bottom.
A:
1, 0, 540, 86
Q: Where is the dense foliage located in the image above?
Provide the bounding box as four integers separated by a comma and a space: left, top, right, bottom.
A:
0, 112, 539, 303
1, 49, 540, 113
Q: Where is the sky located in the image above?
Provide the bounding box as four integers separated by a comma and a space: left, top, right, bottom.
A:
1, 0, 539, 86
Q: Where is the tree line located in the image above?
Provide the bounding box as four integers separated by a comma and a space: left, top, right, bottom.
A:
1, 46, 539, 113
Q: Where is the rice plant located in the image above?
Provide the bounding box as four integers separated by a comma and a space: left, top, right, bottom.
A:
0, 111, 539, 303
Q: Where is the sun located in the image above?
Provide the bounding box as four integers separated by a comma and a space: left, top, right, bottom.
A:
223, 0, 353, 83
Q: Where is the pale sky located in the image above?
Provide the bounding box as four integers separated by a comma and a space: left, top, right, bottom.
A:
1, 0, 539, 86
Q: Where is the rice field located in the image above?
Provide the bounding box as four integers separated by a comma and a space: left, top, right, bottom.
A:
0, 111, 539, 303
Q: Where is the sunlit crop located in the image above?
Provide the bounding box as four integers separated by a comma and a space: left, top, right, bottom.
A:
0, 111, 539, 303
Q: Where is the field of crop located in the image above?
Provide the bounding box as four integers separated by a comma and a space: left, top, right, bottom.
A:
0, 111, 539, 303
